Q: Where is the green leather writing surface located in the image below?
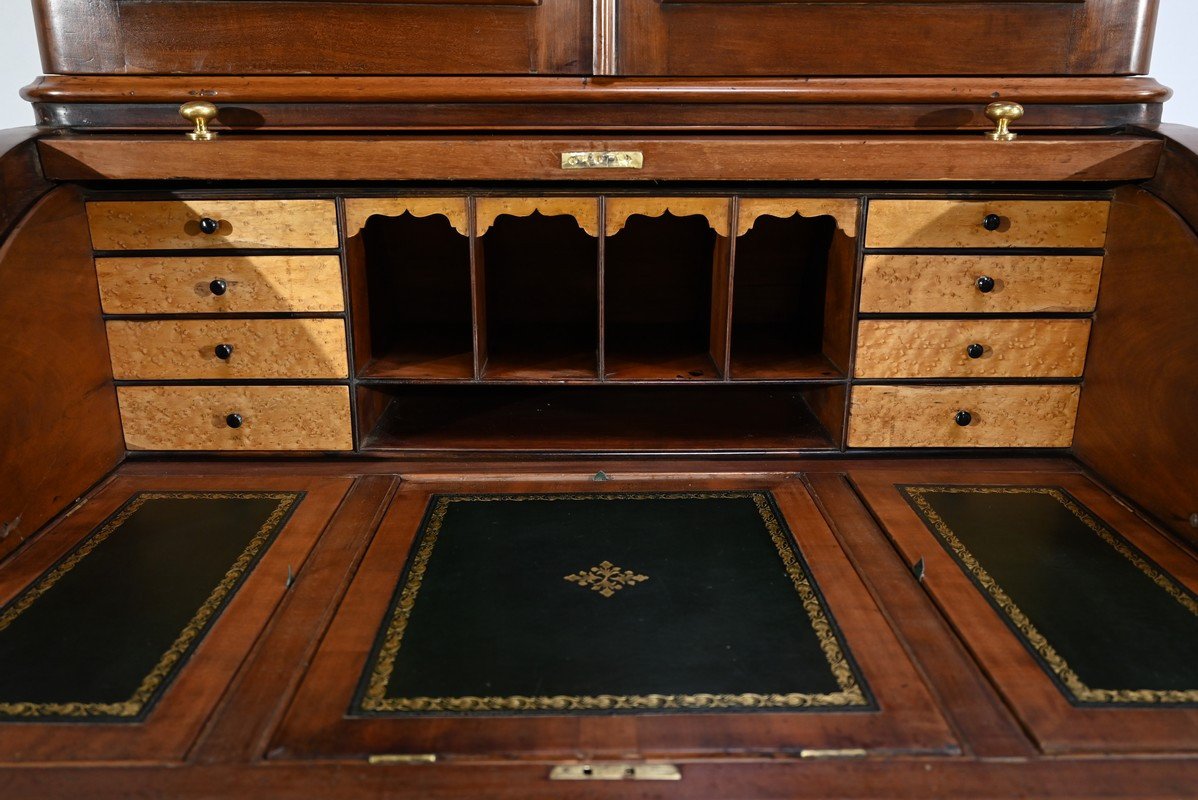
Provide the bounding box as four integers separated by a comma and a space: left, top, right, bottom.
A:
353, 492, 873, 716
902, 486, 1198, 706
0, 491, 301, 722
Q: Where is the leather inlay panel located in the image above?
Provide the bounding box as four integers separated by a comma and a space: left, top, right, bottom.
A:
0, 491, 301, 721
900, 486, 1198, 706
352, 492, 873, 715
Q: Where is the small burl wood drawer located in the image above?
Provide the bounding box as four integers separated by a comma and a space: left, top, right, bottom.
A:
854, 319, 1092, 379
87, 200, 338, 251
865, 200, 1110, 249
96, 255, 345, 314
106, 319, 349, 380
117, 385, 353, 451
848, 385, 1080, 449
859, 255, 1103, 314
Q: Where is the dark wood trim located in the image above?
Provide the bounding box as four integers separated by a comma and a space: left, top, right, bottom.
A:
22, 76, 1171, 105
0, 128, 51, 242
1141, 124, 1198, 236
2, 758, 1198, 799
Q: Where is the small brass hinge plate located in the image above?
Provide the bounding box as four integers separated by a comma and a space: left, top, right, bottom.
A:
368, 753, 437, 765
799, 748, 869, 759
561, 151, 644, 170
550, 763, 681, 781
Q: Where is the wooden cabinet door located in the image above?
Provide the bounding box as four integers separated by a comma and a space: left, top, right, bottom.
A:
270, 478, 958, 761
615, 0, 1152, 76
37, 0, 591, 75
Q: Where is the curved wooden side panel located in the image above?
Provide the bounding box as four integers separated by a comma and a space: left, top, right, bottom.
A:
0, 128, 51, 242
1074, 129, 1198, 545
0, 186, 124, 559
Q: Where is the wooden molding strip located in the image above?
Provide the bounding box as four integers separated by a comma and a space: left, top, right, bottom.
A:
605, 198, 731, 237
22, 76, 1171, 106
737, 198, 859, 237
38, 136, 1163, 183
344, 197, 469, 236
474, 197, 600, 237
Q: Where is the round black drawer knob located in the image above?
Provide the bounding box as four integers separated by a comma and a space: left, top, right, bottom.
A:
982, 214, 1003, 232
976, 275, 996, 294
214, 343, 234, 360
209, 278, 228, 296
225, 413, 244, 429
955, 410, 973, 427
198, 217, 221, 235
967, 343, 985, 359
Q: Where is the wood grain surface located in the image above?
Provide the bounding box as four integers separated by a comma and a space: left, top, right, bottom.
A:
96, 255, 345, 314
106, 319, 349, 380
606, 197, 731, 236
87, 200, 339, 250
736, 198, 859, 237
117, 385, 353, 451
866, 200, 1110, 249
859, 254, 1103, 314
40, 137, 1162, 183
344, 197, 470, 237
475, 197, 600, 237
0, 187, 124, 559
848, 384, 1081, 448
854, 319, 1092, 379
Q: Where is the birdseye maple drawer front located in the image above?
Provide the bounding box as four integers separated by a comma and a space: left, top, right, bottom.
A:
106, 319, 349, 380
865, 200, 1110, 249
858, 254, 1103, 314
847, 385, 1081, 449
95, 255, 345, 314
117, 385, 353, 451
854, 319, 1092, 380
87, 200, 339, 251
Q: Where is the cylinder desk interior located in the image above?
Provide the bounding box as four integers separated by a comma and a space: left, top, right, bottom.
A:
2, 0, 1198, 797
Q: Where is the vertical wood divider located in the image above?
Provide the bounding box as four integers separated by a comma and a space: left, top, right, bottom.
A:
710, 196, 737, 381
839, 196, 870, 450
468, 195, 488, 381
597, 195, 607, 381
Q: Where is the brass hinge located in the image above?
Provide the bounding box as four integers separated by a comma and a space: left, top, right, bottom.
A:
799, 748, 869, 759
367, 753, 437, 765
550, 763, 681, 781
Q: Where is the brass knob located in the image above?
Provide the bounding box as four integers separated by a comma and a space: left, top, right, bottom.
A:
180, 101, 219, 141
984, 101, 1024, 142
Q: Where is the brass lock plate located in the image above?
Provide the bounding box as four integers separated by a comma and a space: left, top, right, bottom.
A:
560, 151, 645, 170
549, 763, 681, 781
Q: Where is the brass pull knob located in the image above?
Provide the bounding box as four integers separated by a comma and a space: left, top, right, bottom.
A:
984, 101, 1024, 142
180, 101, 219, 141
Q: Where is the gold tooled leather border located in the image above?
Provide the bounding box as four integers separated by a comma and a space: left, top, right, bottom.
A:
0, 491, 300, 719
359, 491, 871, 713
903, 485, 1198, 705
